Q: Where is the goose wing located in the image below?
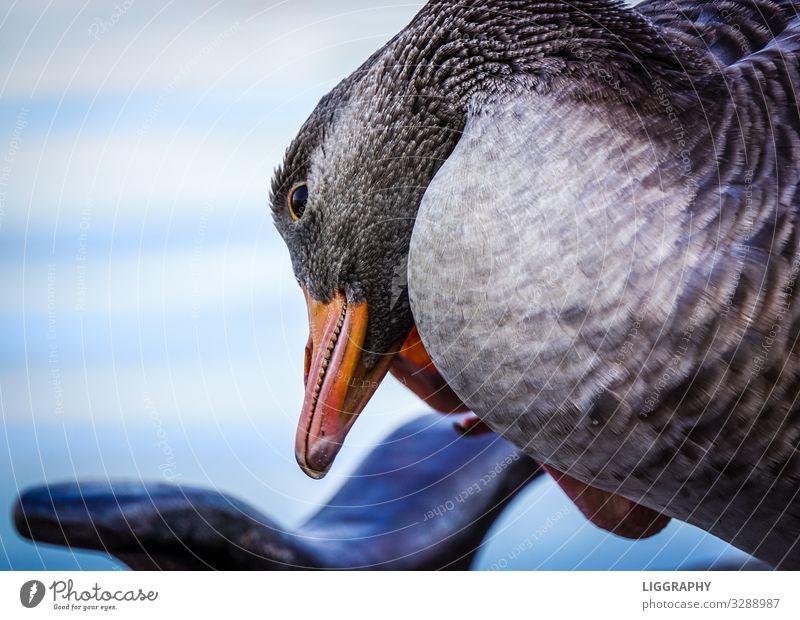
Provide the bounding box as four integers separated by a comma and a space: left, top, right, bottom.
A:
635, 0, 799, 68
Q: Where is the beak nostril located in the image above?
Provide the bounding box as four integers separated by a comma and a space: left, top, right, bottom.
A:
304, 337, 313, 387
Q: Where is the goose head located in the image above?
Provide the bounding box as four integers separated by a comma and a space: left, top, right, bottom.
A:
271, 24, 469, 478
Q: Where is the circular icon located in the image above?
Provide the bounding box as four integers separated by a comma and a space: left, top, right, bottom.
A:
20, 580, 45, 608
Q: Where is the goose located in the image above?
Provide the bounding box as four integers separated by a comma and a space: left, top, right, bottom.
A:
14, 415, 540, 570
270, 0, 800, 567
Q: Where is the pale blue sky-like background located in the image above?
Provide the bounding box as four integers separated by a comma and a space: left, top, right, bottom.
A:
0, 0, 748, 570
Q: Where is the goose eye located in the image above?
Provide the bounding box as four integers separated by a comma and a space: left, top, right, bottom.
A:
288, 183, 308, 221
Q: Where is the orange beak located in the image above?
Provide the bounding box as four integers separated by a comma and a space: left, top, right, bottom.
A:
389, 326, 469, 414
296, 288, 401, 478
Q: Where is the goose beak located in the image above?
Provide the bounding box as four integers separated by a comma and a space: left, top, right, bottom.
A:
389, 326, 469, 414
295, 288, 398, 479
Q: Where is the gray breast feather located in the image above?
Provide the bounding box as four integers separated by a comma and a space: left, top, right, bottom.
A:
409, 12, 800, 566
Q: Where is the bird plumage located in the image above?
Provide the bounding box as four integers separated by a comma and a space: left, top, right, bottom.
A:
409, 0, 800, 568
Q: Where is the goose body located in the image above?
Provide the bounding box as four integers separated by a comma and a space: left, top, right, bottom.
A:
270, 0, 800, 568
409, 1, 800, 567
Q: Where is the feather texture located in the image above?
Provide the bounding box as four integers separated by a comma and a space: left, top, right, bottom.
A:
409, 0, 800, 567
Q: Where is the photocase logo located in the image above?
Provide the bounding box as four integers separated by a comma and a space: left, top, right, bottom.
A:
20, 580, 45, 608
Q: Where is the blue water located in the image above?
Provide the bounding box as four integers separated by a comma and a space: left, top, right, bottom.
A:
0, 0, 750, 571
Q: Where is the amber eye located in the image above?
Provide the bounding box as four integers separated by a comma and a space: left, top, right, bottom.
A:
288, 183, 308, 221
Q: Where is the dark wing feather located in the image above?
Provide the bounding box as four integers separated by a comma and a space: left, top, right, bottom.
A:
636, 0, 798, 67
617, 2, 800, 566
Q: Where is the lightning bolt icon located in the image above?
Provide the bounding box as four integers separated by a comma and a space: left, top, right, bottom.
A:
29, 582, 38, 603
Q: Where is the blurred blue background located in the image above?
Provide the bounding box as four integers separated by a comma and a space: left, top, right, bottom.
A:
0, 0, 749, 570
